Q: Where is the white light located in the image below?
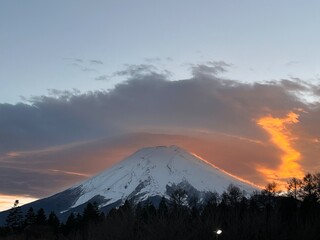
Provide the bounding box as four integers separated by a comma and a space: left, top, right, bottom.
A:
216, 229, 222, 235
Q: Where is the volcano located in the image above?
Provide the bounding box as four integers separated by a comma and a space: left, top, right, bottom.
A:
0, 145, 258, 223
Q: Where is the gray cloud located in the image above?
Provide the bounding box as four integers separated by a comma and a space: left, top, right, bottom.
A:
90, 59, 103, 65
64, 57, 103, 72
113, 64, 172, 80
190, 61, 232, 77
114, 64, 158, 77
280, 79, 309, 91
0, 64, 309, 152
274, 77, 320, 98
81, 67, 97, 72
1, 62, 320, 198
69, 62, 98, 73
0, 165, 85, 197
0, 64, 309, 154
64, 58, 103, 65
63, 58, 84, 63
95, 75, 110, 81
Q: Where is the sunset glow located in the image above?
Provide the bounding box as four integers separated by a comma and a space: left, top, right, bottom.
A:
257, 112, 304, 186
0, 195, 38, 212
191, 152, 262, 188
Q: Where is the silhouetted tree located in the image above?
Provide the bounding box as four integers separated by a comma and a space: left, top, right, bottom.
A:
35, 208, 47, 225
24, 207, 36, 227
262, 181, 280, 197
300, 173, 317, 199
287, 177, 303, 200
47, 211, 60, 232
3, 173, 320, 240
221, 184, 245, 207
158, 197, 168, 217
313, 172, 320, 200
170, 188, 187, 209
63, 212, 77, 235
82, 202, 101, 224
5, 201, 23, 231
138, 202, 156, 223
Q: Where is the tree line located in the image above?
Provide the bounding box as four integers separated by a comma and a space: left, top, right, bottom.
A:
1, 171, 320, 240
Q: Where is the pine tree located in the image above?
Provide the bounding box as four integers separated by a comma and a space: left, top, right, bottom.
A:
24, 207, 36, 226
158, 197, 168, 217
83, 202, 101, 224
35, 208, 47, 225
66, 212, 76, 228
47, 211, 60, 231
5, 200, 23, 231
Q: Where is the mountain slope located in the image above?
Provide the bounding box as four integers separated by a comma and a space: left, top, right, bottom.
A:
0, 145, 259, 223
70, 145, 257, 209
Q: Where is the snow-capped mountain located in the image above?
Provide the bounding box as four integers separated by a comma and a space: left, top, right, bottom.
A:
71, 145, 257, 208
0, 145, 259, 223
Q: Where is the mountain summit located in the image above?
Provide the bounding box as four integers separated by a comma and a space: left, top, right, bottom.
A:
0, 145, 258, 222
71, 145, 257, 208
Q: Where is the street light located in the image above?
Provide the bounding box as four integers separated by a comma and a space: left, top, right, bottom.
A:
214, 229, 222, 239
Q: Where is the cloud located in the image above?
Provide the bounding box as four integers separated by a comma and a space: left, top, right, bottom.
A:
114, 64, 159, 77
69, 62, 98, 72
64, 57, 103, 72
0, 69, 302, 155
63, 57, 84, 63
257, 112, 304, 186
0, 132, 278, 197
64, 58, 103, 65
190, 60, 232, 77
0, 67, 303, 149
81, 67, 97, 72
285, 61, 300, 67
144, 57, 161, 63
90, 59, 103, 65
95, 75, 110, 81
279, 79, 309, 91
1, 62, 320, 199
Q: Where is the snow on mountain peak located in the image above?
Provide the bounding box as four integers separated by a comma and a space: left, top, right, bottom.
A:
70, 145, 258, 209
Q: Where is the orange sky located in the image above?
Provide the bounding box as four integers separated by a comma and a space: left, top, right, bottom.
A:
0, 195, 37, 212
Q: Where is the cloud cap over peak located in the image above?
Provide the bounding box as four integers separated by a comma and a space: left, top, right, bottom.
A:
1, 63, 320, 199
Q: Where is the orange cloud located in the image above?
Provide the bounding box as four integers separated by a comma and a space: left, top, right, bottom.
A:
49, 169, 91, 177
257, 112, 304, 187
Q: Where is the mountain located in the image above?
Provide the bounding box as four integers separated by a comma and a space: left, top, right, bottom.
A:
0, 145, 258, 223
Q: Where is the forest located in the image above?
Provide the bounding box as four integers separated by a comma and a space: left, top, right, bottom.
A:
1, 172, 320, 240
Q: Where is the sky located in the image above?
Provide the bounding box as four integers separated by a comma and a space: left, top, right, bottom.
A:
1, 0, 320, 210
